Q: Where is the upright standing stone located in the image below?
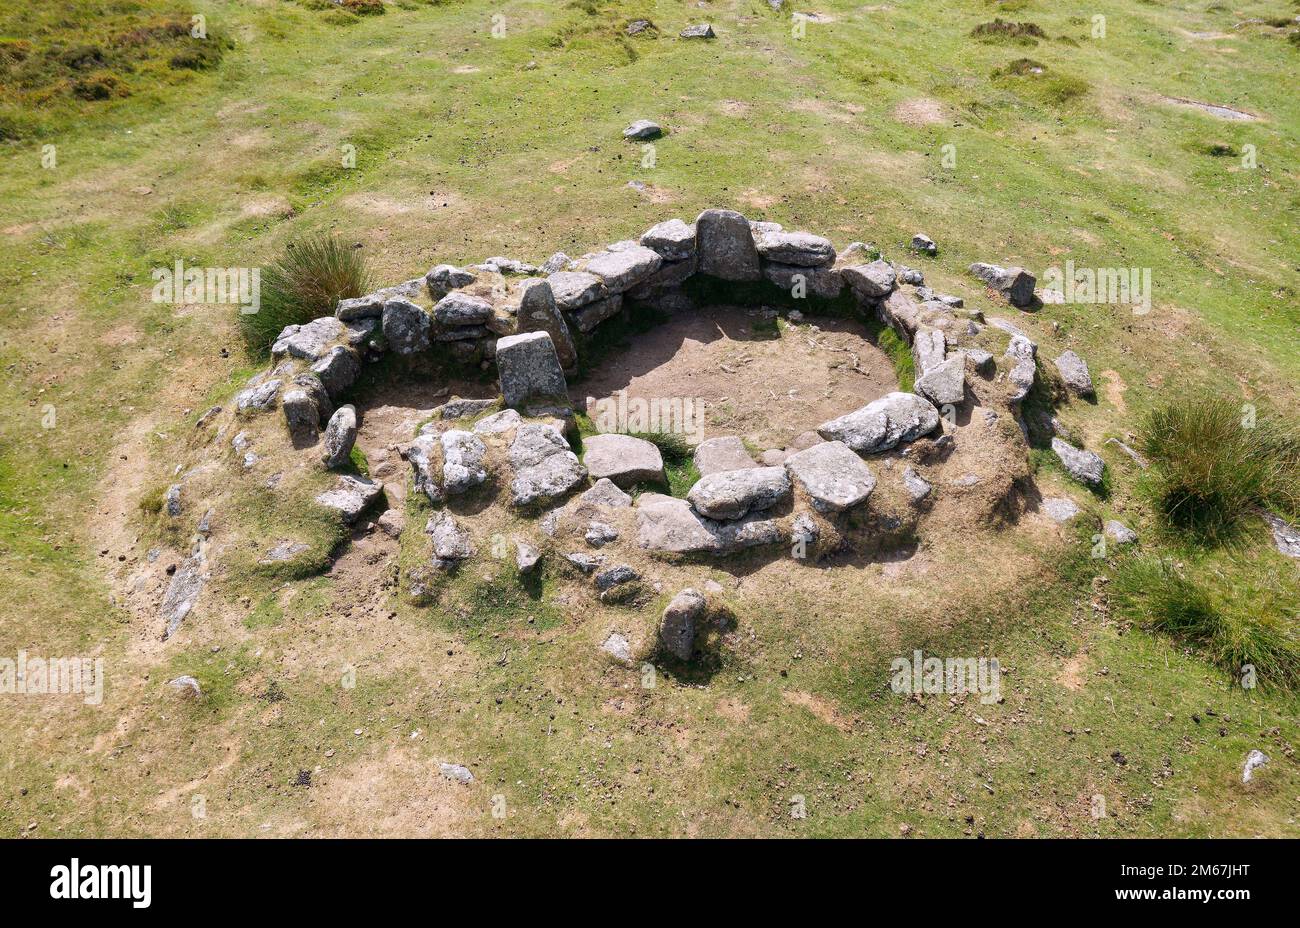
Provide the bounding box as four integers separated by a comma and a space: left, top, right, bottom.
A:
695, 208, 761, 281
515, 278, 577, 371
496, 331, 570, 410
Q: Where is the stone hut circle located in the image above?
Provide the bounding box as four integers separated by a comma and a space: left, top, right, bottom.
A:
170, 206, 1108, 661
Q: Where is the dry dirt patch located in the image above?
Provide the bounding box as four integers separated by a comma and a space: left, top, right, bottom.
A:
572, 307, 898, 451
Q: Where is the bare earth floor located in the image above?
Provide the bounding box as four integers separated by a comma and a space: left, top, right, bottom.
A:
572, 306, 898, 451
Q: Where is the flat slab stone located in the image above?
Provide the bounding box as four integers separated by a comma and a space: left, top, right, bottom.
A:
472, 408, 523, 435
582, 434, 665, 488
693, 436, 756, 476
1041, 497, 1082, 523
687, 466, 791, 520
440, 429, 488, 495
755, 230, 835, 267
784, 440, 877, 513
763, 262, 844, 300
508, 423, 587, 507
915, 355, 966, 406
496, 331, 569, 409
434, 291, 493, 326
817, 392, 940, 454
640, 218, 696, 261
634, 493, 783, 555
580, 477, 633, 509
912, 327, 946, 375
547, 271, 607, 310
623, 119, 662, 140
272, 317, 347, 361
841, 260, 896, 299
695, 208, 761, 281
315, 475, 384, 523
584, 245, 663, 293
160, 552, 205, 640
1054, 350, 1094, 397
1051, 437, 1105, 487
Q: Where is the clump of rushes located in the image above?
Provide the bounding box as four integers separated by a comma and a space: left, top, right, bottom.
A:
1138, 394, 1300, 546
1113, 555, 1300, 691
239, 234, 369, 356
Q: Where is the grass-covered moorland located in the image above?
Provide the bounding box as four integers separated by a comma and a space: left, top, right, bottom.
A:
0, 0, 1297, 837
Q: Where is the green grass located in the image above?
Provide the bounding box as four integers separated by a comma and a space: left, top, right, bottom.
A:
1113, 553, 1300, 692
1138, 394, 1300, 546
238, 233, 371, 356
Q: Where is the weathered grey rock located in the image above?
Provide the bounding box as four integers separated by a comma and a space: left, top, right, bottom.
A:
514, 279, 577, 370
583, 433, 665, 488
282, 388, 321, 440
343, 316, 379, 348
160, 551, 204, 640
660, 588, 706, 660
791, 512, 819, 555
911, 233, 938, 256
680, 23, 715, 39
880, 289, 921, 337
1054, 350, 1094, 398
584, 246, 663, 293
292, 372, 333, 426
1242, 749, 1269, 784
640, 218, 696, 261
1041, 497, 1082, 523
547, 271, 607, 311
407, 434, 443, 504
321, 404, 358, 469
316, 475, 383, 523
817, 392, 940, 454
969, 262, 1036, 307
595, 564, 639, 591
1263, 513, 1300, 559
784, 441, 876, 513
585, 521, 619, 547
1005, 334, 1038, 402
964, 348, 995, 375
438, 397, 498, 420
580, 477, 633, 509
197, 508, 213, 537
496, 331, 569, 410
165, 484, 182, 517
760, 449, 788, 466
514, 536, 541, 573
912, 326, 946, 375
167, 675, 202, 698
310, 345, 361, 401
569, 294, 624, 333
1104, 520, 1137, 545
635, 494, 721, 553
915, 355, 965, 406
601, 632, 634, 664
426, 510, 474, 563
896, 264, 924, 286
472, 408, 522, 435
272, 316, 347, 361
440, 429, 488, 494
236, 379, 281, 413
377, 509, 406, 538
481, 256, 537, 275
695, 208, 761, 281
434, 291, 493, 326
841, 260, 896, 299
755, 230, 835, 267
763, 262, 844, 300
335, 293, 385, 322
440, 762, 474, 784
382, 299, 431, 355
260, 540, 310, 563
693, 436, 756, 476
425, 264, 477, 299
1051, 437, 1104, 487
540, 252, 571, 275
623, 119, 662, 140
566, 552, 605, 574
1106, 438, 1149, 469
687, 466, 791, 520
508, 423, 587, 507
901, 466, 932, 504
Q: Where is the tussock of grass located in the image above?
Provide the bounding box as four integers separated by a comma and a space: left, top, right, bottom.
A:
971, 19, 1047, 43
238, 234, 370, 356
1113, 555, 1300, 691
1138, 395, 1300, 546
992, 58, 1089, 104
